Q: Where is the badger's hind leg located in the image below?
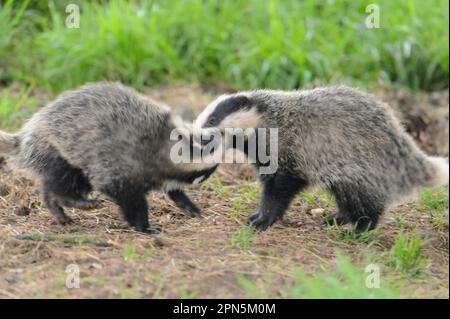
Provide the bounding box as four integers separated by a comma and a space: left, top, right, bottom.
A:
41, 187, 73, 224
323, 212, 350, 227
39, 152, 96, 224
48, 162, 98, 210
330, 182, 385, 233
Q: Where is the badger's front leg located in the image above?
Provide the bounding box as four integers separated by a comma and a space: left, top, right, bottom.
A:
168, 189, 201, 217
248, 173, 307, 230
100, 179, 161, 234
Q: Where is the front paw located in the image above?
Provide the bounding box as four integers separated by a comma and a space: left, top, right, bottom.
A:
247, 210, 276, 231
183, 204, 201, 218
135, 224, 162, 234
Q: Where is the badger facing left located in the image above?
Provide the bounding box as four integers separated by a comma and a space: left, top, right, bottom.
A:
196, 86, 449, 233
0, 83, 217, 233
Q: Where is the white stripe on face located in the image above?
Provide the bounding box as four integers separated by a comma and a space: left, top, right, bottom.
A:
194, 94, 230, 129
195, 94, 261, 129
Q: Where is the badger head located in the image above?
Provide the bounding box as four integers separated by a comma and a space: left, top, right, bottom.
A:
195, 94, 262, 131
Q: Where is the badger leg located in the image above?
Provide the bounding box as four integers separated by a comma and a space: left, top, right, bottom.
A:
40, 151, 97, 214
42, 187, 73, 224
101, 180, 160, 234
323, 212, 350, 227
248, 173, 308, 230
167, 190, 201, 217
330, 183, 384, 234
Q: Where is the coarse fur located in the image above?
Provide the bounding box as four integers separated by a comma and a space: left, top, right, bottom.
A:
0, 82, 217, 233
196, 86, 449, 233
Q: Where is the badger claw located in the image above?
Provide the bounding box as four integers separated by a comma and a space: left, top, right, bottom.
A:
247, 210, 277, 231
135, 224, 162, 235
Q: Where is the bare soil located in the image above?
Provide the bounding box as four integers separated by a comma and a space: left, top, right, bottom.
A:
0, 84, 448, 298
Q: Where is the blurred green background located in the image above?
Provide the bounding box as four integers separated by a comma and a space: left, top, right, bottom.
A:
0, 0, 449, 93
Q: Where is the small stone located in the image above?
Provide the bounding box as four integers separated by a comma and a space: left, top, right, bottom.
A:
153, 236, 168, 248
90, 263, 103, 270
14, 206, 31, 216
310, 208, 325, 218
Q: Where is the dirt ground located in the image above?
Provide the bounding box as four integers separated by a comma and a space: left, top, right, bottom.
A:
0, 84, 448, 298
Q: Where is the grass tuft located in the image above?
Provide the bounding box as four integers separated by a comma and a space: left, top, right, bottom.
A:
16, 232, 111, 247
390, 233, 425, 277
230, 225, 254, 250
238, 253, 399, 298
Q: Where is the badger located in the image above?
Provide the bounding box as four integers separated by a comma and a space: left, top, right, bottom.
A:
195, 86, 449, 233
0, 83, 217, 233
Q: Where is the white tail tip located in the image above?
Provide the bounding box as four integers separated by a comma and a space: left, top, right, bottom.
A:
429, 156, 449, 187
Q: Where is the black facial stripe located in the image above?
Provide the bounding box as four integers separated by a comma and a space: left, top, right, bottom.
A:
203, 95, 251, 128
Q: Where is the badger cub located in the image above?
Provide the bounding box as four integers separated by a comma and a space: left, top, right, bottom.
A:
0, 83, 217, 233
196, 86, 449, 233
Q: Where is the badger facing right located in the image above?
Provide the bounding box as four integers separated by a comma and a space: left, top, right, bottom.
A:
196, 86, 449, 233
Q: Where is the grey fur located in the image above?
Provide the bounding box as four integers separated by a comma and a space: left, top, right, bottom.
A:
196, 86, 449, 232
0, 82, 217, 232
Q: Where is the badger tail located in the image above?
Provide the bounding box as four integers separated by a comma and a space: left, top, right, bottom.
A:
0, 131, 19, 156
426, 156, 449, 188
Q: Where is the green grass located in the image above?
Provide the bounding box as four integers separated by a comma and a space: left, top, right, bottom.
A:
390, 233, 425, 277
326, 224, 378, 244
238, 253, 399, 298
122, 242, 151, 262
230, 225, 254, 250
122, 243, 137, 262
419, 186, 449, 231
0, 0, 28, 83
16, 232, 111, 247
230, 183, 260, 218
201, 176, 232, 200
0, 86, 37, 130
2, 0, 449, 93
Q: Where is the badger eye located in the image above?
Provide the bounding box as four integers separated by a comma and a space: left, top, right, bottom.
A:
207, 117, 217, 126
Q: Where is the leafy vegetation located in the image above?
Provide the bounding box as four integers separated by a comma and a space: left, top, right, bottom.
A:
230, 225, 255, 250
238, 253, 399, 298
389, 233, 425, 277
1, 0, 448, 93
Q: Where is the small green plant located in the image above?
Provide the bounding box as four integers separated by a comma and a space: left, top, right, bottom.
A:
419, 186, 449, 230
201, 176, 231, 199
327, 225, 377, 244
230, 225, 254, 250
393, 213, 414, 230
390, 233, 425, 276
230, 183, 259, 219
178, 287, 199, 299
122, 243, 137, 262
